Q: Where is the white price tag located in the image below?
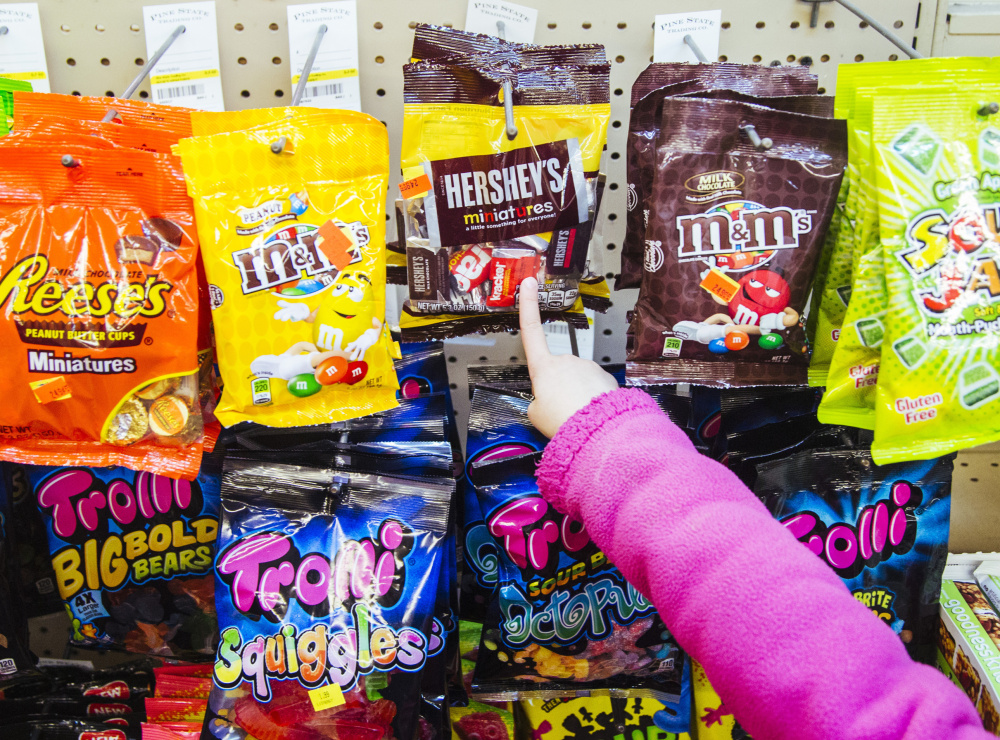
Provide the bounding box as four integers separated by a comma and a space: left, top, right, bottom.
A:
653, 10, 721, 64
544, 310, 595, 360
0, 3, 49, 92
287, 1, 360, 111
464, 0, 537, 43
143, 1, 224, 111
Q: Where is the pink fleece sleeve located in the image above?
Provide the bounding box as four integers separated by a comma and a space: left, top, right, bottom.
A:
536, 387, 988, 740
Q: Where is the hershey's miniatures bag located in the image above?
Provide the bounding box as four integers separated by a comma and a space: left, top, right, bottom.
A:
398, 60, 609, 338
627, 97, 846, 386
469, 452, 687, 704
18, 459, 221, 660
205, 460, 451, 740
175, 112, 398, 429
754, 449, 952, 663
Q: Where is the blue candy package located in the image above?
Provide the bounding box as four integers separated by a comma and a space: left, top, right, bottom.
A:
462, 389, 548, 624
14, 458, 222, 661
754, 449, 953, 664
204, 459, 451, 740
467, 452, 688, 724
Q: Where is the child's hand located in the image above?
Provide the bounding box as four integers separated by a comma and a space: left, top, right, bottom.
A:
518, 278, 618, 438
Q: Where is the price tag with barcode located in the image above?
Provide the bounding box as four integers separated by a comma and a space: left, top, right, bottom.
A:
465, 1, 537, 42
0, 3, 50, 92
143, 1, 224, 111
287, 1, 361, 111
652, 10, 721, 63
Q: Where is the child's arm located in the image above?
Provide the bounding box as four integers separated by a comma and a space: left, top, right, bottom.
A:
535, 386, 988, 740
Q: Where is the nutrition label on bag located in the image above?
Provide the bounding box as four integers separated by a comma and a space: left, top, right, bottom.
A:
653, 10, 721, 63
0, 3, 50, 92
143, 1, 225, 111
465, 0, 537, 43
286, 1, 361, 111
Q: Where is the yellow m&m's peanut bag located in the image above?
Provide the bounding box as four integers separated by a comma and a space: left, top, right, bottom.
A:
175, 111, 398, 427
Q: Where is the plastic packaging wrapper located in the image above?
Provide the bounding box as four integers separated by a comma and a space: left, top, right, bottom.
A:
0, 145, 204, 477
468, 452, 688, 707
517, 694, 692, 740
627, 97, 847, 387
755, 448, 953, 663
398, 56, 609, 339
16, 458, 221, 660
204, 459, 451, 740
175, 111, 398, 428
620, 63, 821, 291
12, 92, 194, 136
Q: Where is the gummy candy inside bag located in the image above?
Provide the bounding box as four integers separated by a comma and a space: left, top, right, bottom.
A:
205, 459, 451, 740
468, 452, 687, 703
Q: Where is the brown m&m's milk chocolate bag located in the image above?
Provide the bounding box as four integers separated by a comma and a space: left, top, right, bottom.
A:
628, 98, 846, 386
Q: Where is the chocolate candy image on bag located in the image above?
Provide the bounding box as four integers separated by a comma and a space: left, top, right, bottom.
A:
754, 448, 953, 664
206, 459, 451, 740
17, 457, 222, 661
468, 452, 688, 705
628, 97, 847, 386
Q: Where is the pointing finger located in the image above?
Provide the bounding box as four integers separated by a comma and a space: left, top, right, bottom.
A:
518, 277, 550, 370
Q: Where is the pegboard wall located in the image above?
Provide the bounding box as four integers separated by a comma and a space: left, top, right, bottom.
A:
20, 0, 1000, 553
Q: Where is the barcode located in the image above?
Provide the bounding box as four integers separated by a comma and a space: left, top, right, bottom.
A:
544, 322, 569, 335
306, 82, 343, 98
156, 83, 204, 100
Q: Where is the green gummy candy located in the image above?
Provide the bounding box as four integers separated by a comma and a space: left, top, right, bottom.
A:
965, 364, 993, 384
855, 317, 884, 347
891, 124, 940, 174
893, 336, 926, 369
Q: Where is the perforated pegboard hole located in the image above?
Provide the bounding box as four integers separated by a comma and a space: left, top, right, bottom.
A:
240, 90, 250, 97
66, 57, 76, 66
603, 328, 612, 335
821, 54, 830, 62
478, 356, 488, 362
854, 54, 864, 61
611, 120, 621, 128
374, 21, 383, 30
547, 22, 557, 29
449, 383, 458, 390
134, 57, 144, 66
860, 21, 869, 29
100, 57, 110, 66
605, 272, 614, 280
269, 22, 279, 31
71, 90, 80, 96
606, 243, 616, 251
756, 21, 765, 29
509, 356, 519, 362
130, 24, 140, 32
60, 24, 70, 32
719, 55, 728, 61
894, 20, 904, 28
752, 54, 762, 62
790, 20, 800, 28
601, 356, 611, 363
582, 22, 592, 29
608, 213, 618, 221
234, 23, 244, 31
609, 183, 618, 190
272, 56, 281, 65
817, 87, 827, 94
448, 356, 457, 363
889, 53, 899, 60
615, 55, 625, 63
786, 54, 795, 62
275, 89, 284, 97
722, 21, 731, 29
377, 88, 386, 96
375, 55, 385, 64
238, 57, 247, 65
614, 88, 623, 96
138, 90, 148, 99
95, 24, 105, 32
408, 21, 418, 29
610, 152, 620, 159
617, 22, 627, 29
104, 90, 114, 96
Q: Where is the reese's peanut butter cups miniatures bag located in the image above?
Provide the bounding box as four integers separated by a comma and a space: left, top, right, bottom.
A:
468, 452, 688, 706
0, 146, 204, 477
627, 97, 847, 387
175, 112, 399, 428
869, 88, 1000, 461
398, 60, 609, 338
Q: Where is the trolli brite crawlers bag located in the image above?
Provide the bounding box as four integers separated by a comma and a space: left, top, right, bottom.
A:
175, 112, 398, 429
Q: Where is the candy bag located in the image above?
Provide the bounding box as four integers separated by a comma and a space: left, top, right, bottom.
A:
0, 471, 37, 689
14, 116, 183, 153
754, 448, 953, 663
12, 92, 194, 136
620, 69, 822, 291
175, 112, 398, 427
517, 695, 691, 740
146, 698, 208, 723
0, 77, 33, 132
0, 144, 204, 476
207, 459, 451, 740
469, 452, 687, 703
398, 59, 609, 338
462, 389, 548, 623
690, 659, 753, 740
867, 89, 1000, 461
5, 719, 141, 740
19, 457, 221, 660
627, 97, 847, 386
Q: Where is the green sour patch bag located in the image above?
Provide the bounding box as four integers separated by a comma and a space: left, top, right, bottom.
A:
872, 89, 1000, 462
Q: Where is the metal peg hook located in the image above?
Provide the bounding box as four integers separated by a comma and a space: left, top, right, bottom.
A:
103, 24, 186, 122
831, 0, 924, 59
683, 34, 709, 63
502, 79, 518, 140
741, 124, 773, 151
271, 23, 329, 154
799, 0, 833, 28
496, 20, 506, 40
979, 102, 1000, 117
61, 154, 80, 168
